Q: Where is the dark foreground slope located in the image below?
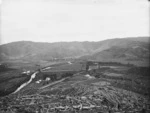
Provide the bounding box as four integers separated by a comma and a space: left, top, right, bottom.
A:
0, 61, 150, 113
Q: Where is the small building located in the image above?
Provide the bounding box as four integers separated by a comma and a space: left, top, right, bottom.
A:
45, 77, 51, 81
36, 80, 42, 84
22, 70, 31, 75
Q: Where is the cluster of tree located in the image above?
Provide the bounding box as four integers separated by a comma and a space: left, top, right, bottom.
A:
61, 72, 74, 78
0, 64, 10, 72
87, 60, 134, 66
127, 67, 150, 76
43, 72, 74, 82
42, 74, 57, 81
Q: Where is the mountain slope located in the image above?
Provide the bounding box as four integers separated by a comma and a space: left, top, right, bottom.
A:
80, 38, 150, 66
0, 37, 149, 66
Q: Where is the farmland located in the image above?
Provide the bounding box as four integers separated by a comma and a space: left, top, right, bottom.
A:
0, 60, 150, 113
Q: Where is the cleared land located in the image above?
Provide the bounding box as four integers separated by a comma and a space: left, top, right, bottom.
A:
0, 61, 150, 113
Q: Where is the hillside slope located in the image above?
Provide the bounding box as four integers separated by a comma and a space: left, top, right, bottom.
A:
0, 37, 149, 66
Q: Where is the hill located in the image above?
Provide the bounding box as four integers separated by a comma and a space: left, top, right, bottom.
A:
0, 37, 149, 66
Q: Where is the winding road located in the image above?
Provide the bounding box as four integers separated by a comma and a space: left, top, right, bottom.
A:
11, 61, 72, 94
12, 71, 39, 94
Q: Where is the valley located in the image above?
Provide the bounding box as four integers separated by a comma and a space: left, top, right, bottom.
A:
0, 60, 150, 113
0, 37, 149, 113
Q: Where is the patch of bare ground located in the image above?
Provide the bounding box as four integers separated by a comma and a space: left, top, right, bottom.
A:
1, 73, 149, 113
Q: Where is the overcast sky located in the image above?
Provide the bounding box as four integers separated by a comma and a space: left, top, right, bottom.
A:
0, 0, 149, 44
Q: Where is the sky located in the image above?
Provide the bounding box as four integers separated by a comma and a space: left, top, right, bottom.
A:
0, 0, 149, 44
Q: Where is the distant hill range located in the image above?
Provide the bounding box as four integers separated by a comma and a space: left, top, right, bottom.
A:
0, 37, 149, 66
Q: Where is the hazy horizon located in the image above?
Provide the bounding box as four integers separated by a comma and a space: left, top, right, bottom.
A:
0, 36, 149, 45
0, 0, 149, 44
